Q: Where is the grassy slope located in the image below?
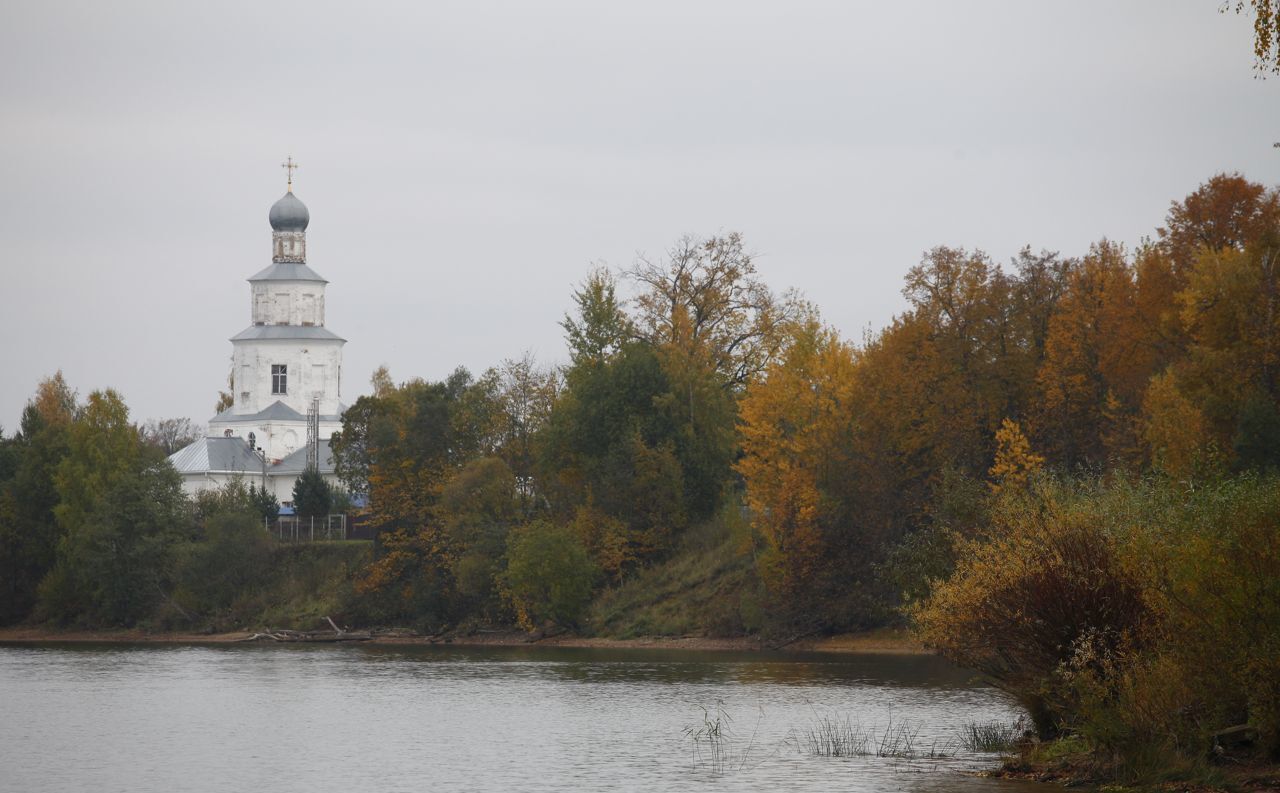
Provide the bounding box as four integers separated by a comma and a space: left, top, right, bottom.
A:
586, 518, 763, 639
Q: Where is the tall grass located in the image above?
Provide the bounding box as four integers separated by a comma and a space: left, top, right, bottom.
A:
683, 702, 764, 774
796, 712, 954, 759
799, 712, 870, 757
959, 717, 1026, 752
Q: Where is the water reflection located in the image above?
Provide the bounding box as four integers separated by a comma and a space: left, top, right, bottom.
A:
0, 643, 1047, 793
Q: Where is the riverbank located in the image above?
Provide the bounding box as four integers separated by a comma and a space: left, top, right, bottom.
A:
0, 625, 927, 654
980, 756, 1280, 793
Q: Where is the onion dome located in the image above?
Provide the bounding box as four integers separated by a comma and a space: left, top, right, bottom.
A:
269, 191, 310, 232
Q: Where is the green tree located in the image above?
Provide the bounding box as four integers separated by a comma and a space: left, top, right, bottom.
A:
0, 374, 78, 624
292, 468, 332, 518
502, 520, 598, 630
439, 456, 519, 612
175, 510, 273, 619
41, 389, 187, 626
1233, 388, 1280, 470
249, 483, 280, 521
539, 341, 695, 562
560, 267, 632, 366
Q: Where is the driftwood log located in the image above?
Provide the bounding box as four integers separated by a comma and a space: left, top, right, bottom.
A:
240, 616, 372, 643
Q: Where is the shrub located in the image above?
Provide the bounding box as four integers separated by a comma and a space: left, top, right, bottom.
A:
502, 520, 598, 630
1152, 475, 1280, 758
174, 510, 273, 618
914, 479, 1152, 738
918, 473, 1280, 774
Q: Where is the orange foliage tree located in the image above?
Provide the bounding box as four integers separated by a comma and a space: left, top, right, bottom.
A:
737, 319, 870, 626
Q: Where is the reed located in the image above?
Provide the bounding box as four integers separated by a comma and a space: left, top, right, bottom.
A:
683, 702, 764, 774
875, 714, 923, 758
959, 716, 1026, 752
799, 712, 871, 757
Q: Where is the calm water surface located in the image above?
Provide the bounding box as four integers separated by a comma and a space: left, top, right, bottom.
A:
0, 644, 1049, 792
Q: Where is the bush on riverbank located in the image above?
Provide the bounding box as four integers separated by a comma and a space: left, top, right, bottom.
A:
161, 538, 370, 633
916, 474, 1280, 780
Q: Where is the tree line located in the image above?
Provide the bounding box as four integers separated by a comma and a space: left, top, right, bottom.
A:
0, 380, 349, 628
3, 174, 1278, 723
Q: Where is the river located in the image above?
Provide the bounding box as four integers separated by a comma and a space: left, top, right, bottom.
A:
0, 643, 1049, 792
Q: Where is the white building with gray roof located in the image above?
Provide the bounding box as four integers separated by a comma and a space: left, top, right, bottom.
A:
170, 170, 346, 503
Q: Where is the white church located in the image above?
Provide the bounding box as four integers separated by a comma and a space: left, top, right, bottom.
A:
170, 165, 347, 503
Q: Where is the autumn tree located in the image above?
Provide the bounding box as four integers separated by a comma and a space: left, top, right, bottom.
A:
1032, 240, 1152, 468
989, 418, 1045, 493
214, 368, 234, 414
626, 233, 805, 388
493, 353, 558, 511
1172, 241, 1280, 461
737, 318, 874, 627
898, 246, 1020, 473
1159, 173, 1280, 275
370, 365, 395, 397
1142, 371, 1212, 482
1223, 1, 1280, 74
140, 417, 200, 456
335, 368, 512, 626
332, 368, 496, 526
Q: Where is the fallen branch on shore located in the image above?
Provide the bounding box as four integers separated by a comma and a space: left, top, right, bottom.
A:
240, 617, 371, 643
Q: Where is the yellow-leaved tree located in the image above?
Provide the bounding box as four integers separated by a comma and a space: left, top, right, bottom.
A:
988, 418, 1044, 493
1142, 370, 1211, 480
737, 319, 860, 623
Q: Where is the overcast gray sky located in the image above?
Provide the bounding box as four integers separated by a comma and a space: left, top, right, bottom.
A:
1, 1, 1277, 431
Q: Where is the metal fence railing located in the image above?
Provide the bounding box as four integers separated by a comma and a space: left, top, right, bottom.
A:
268, 514, 349, 542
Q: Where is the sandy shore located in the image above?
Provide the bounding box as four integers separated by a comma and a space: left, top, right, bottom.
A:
0, 626, 928, 654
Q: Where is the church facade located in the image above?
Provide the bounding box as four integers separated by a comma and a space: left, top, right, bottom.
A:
170, 173, 346, 502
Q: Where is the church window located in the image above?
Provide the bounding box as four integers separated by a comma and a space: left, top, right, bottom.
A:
272, 365, 287, 394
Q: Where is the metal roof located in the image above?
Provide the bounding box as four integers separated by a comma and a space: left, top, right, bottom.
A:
209, 400, 344, 424
272, 441, 337, 475
230, 324, 345, 343
247, 261, 327, 283
268, 191, 310, 232
168, 435, 336, 477
168, 437, 264, 475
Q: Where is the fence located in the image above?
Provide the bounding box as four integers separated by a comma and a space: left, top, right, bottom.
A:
268, 514, 349, 542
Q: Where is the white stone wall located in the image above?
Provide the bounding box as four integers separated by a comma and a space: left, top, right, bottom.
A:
176, 470, 343, 506
272, 230, 306, 263
230, 338, 344, 418
250, 281, 326, 326
207, 416, 341, 463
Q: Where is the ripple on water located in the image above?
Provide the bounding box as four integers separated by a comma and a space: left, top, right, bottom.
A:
0, 644, 1048, 793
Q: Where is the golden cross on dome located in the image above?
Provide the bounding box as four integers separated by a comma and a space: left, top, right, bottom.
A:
282, 156, 299, 191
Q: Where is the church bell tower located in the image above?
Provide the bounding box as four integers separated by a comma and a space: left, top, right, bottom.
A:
207, 158, 347, 462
